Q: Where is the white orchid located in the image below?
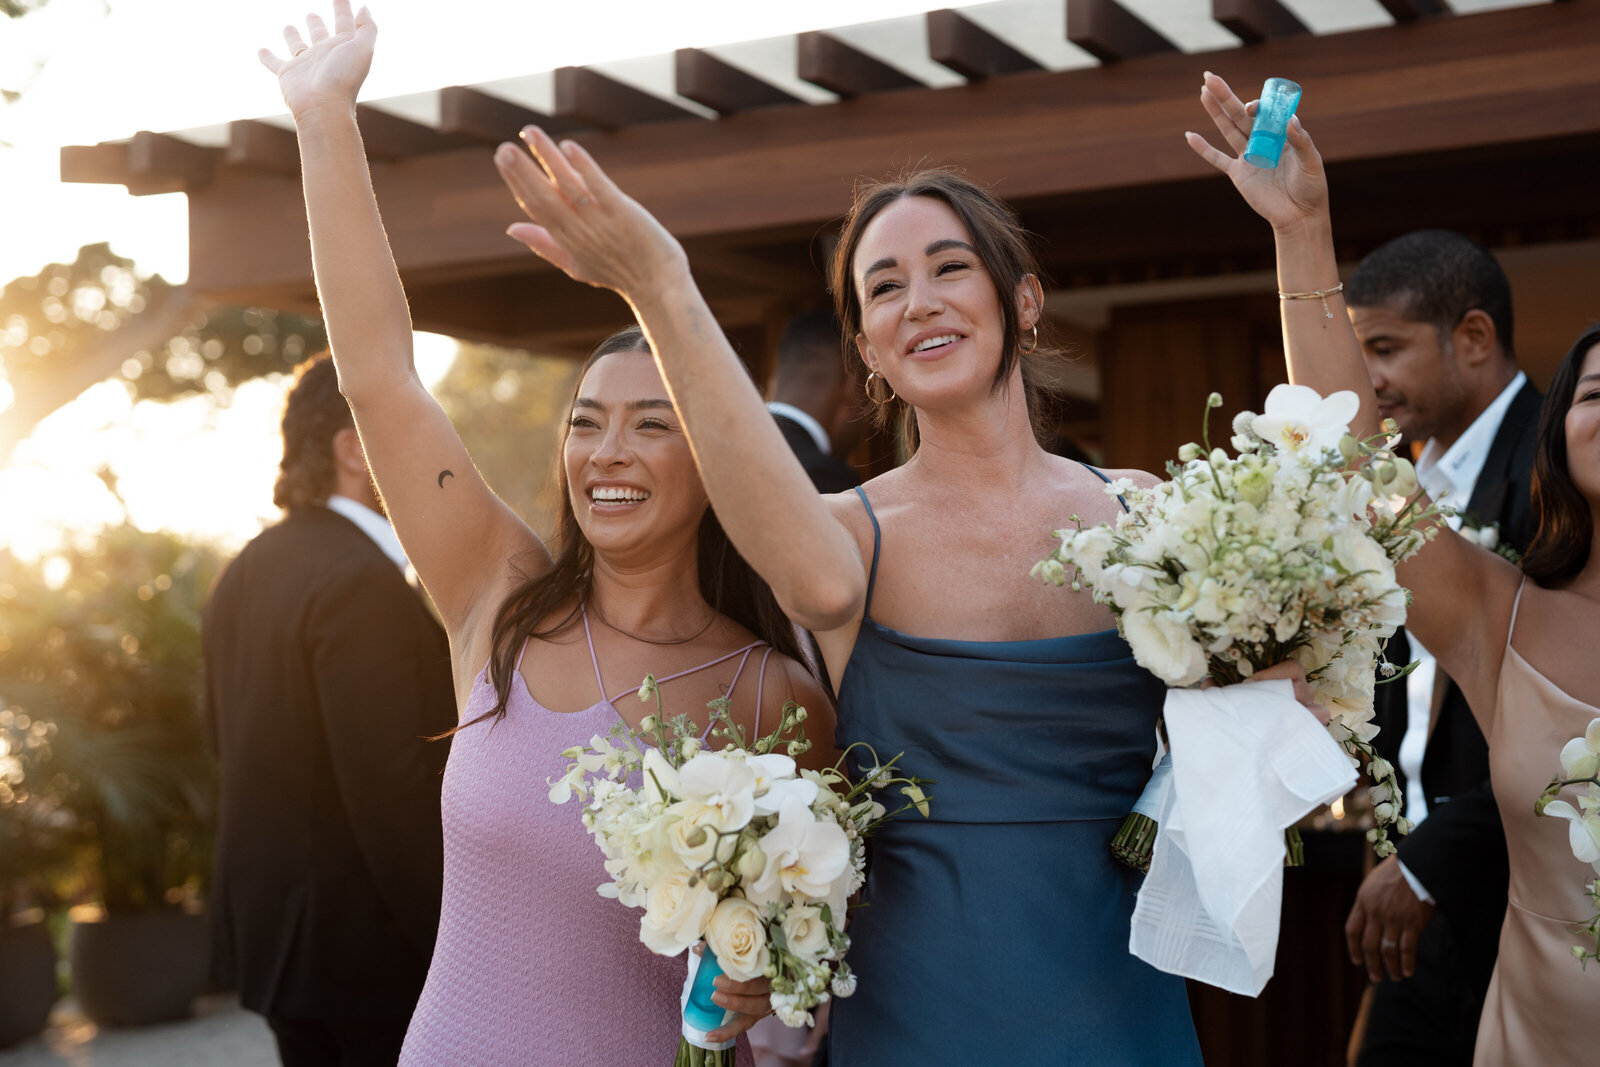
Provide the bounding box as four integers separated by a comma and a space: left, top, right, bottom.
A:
748, 752, 820, 815
1543, 794, 1600, 874
746, 799, 851, 909
1559, 718, 1600, 783
677, 751, 756, 832
1250, 384, 1360, 455
641, 747, 682, 806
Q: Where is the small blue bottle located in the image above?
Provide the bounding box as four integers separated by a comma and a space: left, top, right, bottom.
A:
1244, 78, 1302, 169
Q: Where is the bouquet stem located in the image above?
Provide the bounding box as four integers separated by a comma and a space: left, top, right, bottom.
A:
1112, 815, 1305, 870
1111, 812, 1159, 872
1284, 824, 1304, 868
674, 1038, 735, 1067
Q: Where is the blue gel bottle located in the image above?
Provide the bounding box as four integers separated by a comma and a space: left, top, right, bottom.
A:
1244, 77, 1302, 169
683, 947, 730, 1036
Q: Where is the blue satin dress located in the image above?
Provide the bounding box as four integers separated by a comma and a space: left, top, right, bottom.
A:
827, 483, 1201, 1065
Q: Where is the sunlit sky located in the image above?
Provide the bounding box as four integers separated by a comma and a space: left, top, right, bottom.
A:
0, 0, 944, 562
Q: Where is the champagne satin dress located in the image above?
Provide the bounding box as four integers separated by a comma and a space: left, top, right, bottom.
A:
1473, 580, 1600, 1065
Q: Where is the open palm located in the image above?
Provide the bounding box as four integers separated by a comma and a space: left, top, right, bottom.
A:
259, 0, 376, 120
1187, 72, 1328, 232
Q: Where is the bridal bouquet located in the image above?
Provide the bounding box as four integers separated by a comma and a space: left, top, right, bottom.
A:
549, 680, 928, 1066
1032, 384, 1444, 994
1536, 716, 1600, 967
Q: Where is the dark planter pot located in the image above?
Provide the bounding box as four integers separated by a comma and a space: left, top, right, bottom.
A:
0, 920, 59, 1048
70, 912, 209, 1027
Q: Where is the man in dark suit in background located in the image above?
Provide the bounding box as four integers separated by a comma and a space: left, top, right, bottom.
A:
1342, 232, 1540, 1067
767, 310, 866, 495
204, 356, 456, 1066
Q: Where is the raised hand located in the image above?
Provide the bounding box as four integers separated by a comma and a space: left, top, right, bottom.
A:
258, 0, 377, 122
494, 128, 689, 300
1187, 71, 1328, 235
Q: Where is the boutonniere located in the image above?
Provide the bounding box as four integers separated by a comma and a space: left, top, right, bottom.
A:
1458, 516, 1520, 563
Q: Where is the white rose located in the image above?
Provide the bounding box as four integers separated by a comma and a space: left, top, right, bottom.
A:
705, 897, 771, 981
1121, 603, 1206, 687
639, 868, 718, 956
780, 903, 833, 966
667, 801, 737, 867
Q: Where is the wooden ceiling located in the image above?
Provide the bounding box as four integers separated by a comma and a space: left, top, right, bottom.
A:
61, 0, 1600, 357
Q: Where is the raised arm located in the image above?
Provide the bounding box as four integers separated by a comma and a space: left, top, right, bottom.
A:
1187, 72, 1521, 721
260, 1, 540, 635
492, 130, 867, 632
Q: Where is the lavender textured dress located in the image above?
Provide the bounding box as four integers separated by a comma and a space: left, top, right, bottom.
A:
400, 617, 764, 1066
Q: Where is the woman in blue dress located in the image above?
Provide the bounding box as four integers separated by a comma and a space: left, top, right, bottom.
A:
493, 137, 1319, 1059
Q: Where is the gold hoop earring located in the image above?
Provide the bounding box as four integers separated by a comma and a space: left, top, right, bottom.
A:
864, 371, 896, 406
1018, 323, 1038, 356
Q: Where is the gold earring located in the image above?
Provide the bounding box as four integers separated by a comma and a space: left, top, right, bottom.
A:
864, 371, 896, 405
1018, 323, 1038, 356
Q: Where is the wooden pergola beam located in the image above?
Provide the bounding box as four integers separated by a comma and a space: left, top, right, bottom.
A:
129, 130, 218, 190
439, 86, 588, 144
355, 105, 477, 160
59, 142, 131, 186
1212, 0, 1310, 45
226, 120, 300, 175
170, 3, 1600, 309
674, 49, 802, 114
926, 9, 1043, 81
1375, 0, 1451, 20
1066, 0, 1178, 64
553, 66, 704, 129
797, 32, 925, 98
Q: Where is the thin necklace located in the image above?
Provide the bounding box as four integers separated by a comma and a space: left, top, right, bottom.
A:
588, 599, 717, 646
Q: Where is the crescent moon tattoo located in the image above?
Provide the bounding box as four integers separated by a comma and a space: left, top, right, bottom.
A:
437, 470, 454, 488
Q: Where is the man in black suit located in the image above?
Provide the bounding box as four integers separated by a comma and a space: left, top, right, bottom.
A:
204, 356, 455, 1066
1342, 232, 1539, 1066
767, 310, 866, 495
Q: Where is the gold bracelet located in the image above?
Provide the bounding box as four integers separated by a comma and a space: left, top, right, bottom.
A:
1278, 282, 1344, 319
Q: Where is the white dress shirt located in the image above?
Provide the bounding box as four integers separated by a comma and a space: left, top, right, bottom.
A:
1395, 371, 1526, 902
767, 401, 832, 456
325, 494, 411, 574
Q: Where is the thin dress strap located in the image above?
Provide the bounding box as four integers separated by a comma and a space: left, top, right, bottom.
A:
1080, 462, 1130, 514
1505, 575, 1530, 653
854, 485, 883, 619
752, 646, 776, 739
579, 602, 608, 704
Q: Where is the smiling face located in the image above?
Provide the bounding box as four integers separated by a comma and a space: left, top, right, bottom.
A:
1348, 301, 1472, 445
1566, 343, 1600, 508
562, 347, 708, 560
851, 196, 1025, 413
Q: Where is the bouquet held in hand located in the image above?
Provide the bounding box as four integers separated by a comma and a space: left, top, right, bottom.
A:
1033, 385, 1443, 994
549, 678, 929, 1066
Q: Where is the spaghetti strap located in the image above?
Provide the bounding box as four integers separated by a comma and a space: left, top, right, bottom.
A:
1081, 462, 1130, 514
854, 485, 883, 619
579, 602, 609, 703
1505, 576, 1530, 652
752, 646, 776, 738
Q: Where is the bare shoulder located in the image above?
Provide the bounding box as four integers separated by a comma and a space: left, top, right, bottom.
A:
760, 652, 839, 771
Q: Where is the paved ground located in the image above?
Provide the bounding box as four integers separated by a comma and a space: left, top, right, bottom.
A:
0, 995, 275, 1067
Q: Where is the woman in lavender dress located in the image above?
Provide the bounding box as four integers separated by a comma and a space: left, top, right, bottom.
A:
259, 5, 834, 1062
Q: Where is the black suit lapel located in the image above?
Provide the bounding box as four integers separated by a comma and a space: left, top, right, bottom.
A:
1462, 381, 1542, 551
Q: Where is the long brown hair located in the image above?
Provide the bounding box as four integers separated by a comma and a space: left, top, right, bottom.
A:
1522, 323, 1600, 586
828, 167, 1059, 447
465, 325, 805, 731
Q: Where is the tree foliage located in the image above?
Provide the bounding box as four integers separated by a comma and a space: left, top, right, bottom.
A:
0, 520, 221, 915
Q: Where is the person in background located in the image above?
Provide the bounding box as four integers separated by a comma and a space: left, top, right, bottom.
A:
204, 354, 456, 1066
1340, 231, 1540, 1066
767, 309, 867, 494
